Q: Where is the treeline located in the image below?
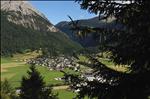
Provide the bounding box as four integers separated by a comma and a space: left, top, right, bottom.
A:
1, 11, 82, 56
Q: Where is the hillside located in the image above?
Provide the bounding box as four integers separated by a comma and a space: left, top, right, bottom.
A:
1, 1, 82, 56
56, 16, 123, 47
1, 1, 58, 32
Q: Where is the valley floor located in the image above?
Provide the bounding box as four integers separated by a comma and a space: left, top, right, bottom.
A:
1, 52, 129, 99
1, 52, 76, 99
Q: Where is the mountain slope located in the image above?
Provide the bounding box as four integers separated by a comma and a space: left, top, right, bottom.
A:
56, 16, 123, 47
1, 1, 59, 32
1, 1, 82, 56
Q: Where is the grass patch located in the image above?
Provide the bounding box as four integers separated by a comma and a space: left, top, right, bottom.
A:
1, 63, 65, 88
54, 89, 92, 99
54, 89, 77, 99
12, 51, 41, 61
1, 53, 65, 88
36, 66, 64, 85
78, 55, 129, 72
1, 57, 13, 63
78, 55, 88, 62
98, 58, 130, 72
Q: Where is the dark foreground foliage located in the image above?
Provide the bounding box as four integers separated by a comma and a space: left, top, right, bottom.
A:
20, 65, 58, 99
1, 79, 19, 99
65, 0, 150, 99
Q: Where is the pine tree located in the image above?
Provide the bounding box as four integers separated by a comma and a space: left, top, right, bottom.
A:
1, 79, 18, 99
20, 65, 58, 99
66, 0, 150, 99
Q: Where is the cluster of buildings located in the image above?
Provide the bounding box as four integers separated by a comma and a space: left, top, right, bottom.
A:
26, 56, 80, 71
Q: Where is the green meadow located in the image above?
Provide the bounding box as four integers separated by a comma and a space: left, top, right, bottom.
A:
1, 52, 128, 99
1, 58, 64, 88
0, 53, 76, 99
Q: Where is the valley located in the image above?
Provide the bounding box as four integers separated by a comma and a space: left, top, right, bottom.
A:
1, 51, 128, 99
1, 1, 147, 99
1, 52, 75, 99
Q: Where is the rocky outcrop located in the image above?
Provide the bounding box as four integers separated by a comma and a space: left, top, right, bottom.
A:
1, 1, 59, 32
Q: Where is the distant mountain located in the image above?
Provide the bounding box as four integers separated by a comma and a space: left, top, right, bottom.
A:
1, 1, 59, 32
56, 16, 123, 47
1, 1, 82, 56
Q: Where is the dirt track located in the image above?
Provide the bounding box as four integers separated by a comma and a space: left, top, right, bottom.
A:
53, 85, 69, 90
1, 62, 25, 72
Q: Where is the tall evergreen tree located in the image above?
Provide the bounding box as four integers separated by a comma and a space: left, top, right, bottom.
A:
66, 0, 150, 99
20, 65, 58, 99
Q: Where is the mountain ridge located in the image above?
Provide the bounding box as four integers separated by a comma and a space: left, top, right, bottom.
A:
56, 16, 123, 47
1, 1, 83, 56
1, 1, 59, 32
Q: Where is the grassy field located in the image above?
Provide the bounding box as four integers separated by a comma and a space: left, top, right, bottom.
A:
54, 89, 90, 99
1, 57, 64, 88
1, 52, 129, 99
0, 52, 82, 99
54, 89, 77, 99
78, 55, 129, 72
